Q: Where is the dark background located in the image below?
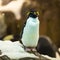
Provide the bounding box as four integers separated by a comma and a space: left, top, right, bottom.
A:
2, 0, 60, 48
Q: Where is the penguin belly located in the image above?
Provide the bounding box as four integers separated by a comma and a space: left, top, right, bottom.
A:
22, 17, 39, 47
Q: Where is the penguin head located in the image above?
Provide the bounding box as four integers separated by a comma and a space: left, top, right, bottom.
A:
27, 10, 39, 18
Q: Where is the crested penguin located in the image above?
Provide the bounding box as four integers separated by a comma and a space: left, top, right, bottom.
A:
21, 10, 40, 49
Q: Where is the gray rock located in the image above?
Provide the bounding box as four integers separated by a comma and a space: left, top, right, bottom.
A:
0, 55, 11, 60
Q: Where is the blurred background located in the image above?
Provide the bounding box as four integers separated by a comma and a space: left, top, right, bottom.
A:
0, 0, 60, 48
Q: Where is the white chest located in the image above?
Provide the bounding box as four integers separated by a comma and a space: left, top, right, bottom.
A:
22, 17, 40, 47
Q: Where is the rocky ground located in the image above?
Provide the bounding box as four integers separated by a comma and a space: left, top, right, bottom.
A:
0, 41, 59, 60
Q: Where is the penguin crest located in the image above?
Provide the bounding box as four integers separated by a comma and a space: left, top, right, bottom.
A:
27, 10, 39, 18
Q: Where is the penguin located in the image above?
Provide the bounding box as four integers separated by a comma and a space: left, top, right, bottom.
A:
20, 10, 40, 49
36, 36, 60, 58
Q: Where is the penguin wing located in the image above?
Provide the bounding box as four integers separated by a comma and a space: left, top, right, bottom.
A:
19, 21, 26, 41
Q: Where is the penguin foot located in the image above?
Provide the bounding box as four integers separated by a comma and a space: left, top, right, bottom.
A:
24, 47, 41, 56
24, 47, 36, 53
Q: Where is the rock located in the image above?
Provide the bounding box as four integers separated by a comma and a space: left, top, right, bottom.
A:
0, 41, 56, 60
0, 50, 2, 55
0, 55, 10, 60
0, 50, 51, 60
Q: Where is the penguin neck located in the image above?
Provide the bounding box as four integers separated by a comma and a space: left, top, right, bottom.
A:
29, 16, 38, 19
28, 17, 38, 22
